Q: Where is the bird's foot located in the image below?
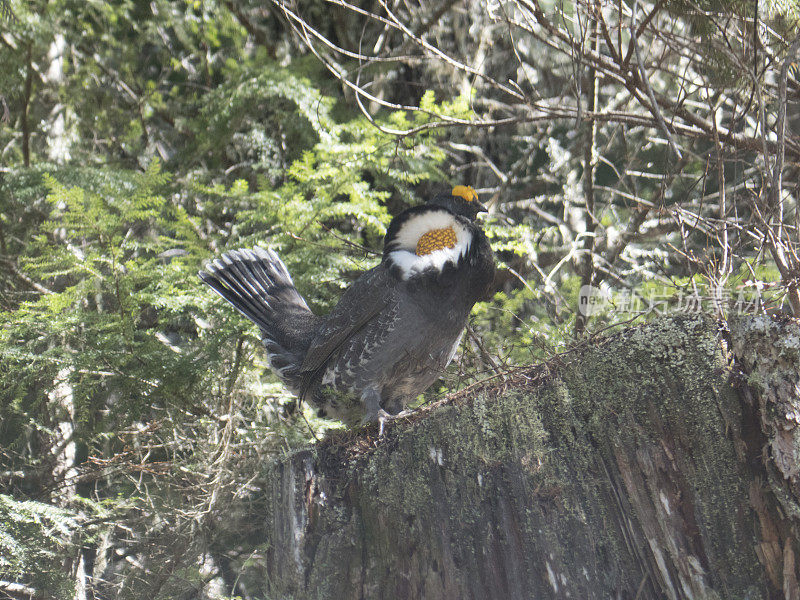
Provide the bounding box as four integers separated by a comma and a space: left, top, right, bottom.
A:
361, 407, 392, 436
361, 387, 388, 434
361, 388, 416, 435
361, 407, 414, 436
391, 408, 413, 419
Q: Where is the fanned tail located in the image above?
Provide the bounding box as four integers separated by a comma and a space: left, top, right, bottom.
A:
199, 247, 320, 389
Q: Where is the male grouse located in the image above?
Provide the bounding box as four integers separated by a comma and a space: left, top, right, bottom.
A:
199, 185, 495, 426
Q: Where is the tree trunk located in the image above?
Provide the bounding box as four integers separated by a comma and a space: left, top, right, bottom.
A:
260, 315, 800, 599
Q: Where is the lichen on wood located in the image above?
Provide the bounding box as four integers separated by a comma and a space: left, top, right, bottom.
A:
259, 315, 800, 599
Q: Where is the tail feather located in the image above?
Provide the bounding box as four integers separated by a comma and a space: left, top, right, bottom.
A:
241, 247, 309, 309
199, 247, 321, 387
201, 254, 273, 332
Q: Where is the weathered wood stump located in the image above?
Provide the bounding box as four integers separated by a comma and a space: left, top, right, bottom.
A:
261, 315, 800, 599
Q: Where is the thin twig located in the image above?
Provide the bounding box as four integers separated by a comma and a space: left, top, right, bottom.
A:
630, 0, 682, 160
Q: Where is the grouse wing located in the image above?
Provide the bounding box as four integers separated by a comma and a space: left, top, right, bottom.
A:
299, 265, 394, 380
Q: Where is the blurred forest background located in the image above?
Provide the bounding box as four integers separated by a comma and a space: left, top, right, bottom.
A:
0, 0, 799, 597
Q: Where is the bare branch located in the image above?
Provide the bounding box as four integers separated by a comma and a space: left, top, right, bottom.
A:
630, 0, 682, 160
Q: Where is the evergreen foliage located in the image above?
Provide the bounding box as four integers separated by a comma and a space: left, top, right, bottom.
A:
0, 494, 79, 592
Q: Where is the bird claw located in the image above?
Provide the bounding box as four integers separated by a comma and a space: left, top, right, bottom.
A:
361, 407, 414, 436
361, 407, 392, 435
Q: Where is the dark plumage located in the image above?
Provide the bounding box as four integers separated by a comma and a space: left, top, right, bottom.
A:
199, 186, 495, 426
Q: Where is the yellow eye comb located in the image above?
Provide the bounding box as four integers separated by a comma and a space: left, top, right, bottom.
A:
452, 185, 478, 203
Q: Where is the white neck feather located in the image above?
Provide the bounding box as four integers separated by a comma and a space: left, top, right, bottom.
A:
387, 210, 473, 280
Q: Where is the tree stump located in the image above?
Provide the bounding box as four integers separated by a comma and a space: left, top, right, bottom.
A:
260, 315, 800, 599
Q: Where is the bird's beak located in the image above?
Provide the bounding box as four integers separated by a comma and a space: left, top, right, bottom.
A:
476, 202, 488, 214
